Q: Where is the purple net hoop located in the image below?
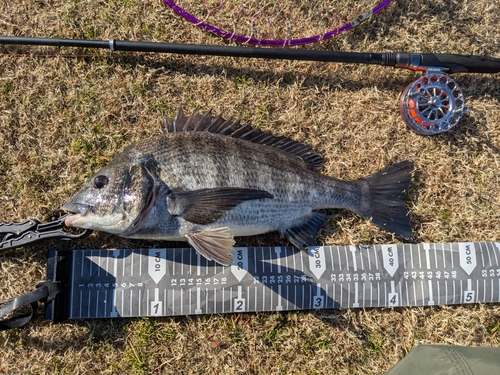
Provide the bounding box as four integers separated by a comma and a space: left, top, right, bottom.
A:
164, 0, 393, 47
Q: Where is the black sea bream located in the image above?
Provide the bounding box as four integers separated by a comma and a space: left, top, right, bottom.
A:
63, 108, 414, 265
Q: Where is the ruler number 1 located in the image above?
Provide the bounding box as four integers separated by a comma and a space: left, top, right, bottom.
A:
150, 301, 163, 316
153, 303, 160, 314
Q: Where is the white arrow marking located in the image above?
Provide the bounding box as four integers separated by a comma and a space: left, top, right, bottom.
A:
308, 246, 326, 280
231, 247, 248, 282
459, 243, 477, 275
148, 249, 167, 284
381, 245, 399, 277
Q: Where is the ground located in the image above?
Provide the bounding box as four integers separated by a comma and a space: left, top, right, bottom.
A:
1, 1, 499, 374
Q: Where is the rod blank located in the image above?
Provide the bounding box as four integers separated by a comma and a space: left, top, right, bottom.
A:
2, 36, 500, 74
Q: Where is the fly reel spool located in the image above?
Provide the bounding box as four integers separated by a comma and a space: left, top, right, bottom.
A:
400, 70, 469, 135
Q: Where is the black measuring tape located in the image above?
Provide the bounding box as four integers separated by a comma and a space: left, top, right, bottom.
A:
2, 242, 499, 329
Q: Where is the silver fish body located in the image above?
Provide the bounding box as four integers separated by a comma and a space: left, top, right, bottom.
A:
63, 108, 414, 265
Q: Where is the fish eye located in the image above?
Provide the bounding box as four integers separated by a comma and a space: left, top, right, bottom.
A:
93, 175, 109, 189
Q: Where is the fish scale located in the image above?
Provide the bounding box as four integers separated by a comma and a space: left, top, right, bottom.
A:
63, 108, 414, 266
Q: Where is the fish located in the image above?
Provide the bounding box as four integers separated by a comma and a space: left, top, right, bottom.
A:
63, 107, 414, 266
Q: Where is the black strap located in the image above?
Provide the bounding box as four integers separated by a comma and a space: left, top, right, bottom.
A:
0, 281, 61, 331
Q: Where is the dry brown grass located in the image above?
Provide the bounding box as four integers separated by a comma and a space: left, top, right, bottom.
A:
1, 0, 500, 374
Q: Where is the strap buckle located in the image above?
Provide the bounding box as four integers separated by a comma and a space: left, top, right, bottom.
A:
0, 281, 61, 331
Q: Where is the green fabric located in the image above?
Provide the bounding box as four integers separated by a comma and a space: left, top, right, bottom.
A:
384, 345, 500, 375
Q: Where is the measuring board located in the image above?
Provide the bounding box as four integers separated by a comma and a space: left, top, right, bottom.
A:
45, 242, 500, 322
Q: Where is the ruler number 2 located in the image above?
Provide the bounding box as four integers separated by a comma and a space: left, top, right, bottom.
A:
234, 298, 246, 312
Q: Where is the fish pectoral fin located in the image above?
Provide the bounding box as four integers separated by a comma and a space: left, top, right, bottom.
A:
167, 187, 273, 225
283, 212, 328, 249
186, 227, 235, 266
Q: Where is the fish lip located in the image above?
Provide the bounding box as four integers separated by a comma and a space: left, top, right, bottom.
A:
62, 202, 92, 227
62, 202, 92, 215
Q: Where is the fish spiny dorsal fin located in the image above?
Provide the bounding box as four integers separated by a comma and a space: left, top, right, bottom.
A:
182, 108, 203, 131
191, 109, 213, 132
173, 105, 189, 132
164, 106, 324, 170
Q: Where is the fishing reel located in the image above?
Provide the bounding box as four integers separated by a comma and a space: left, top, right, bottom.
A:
399, 68, 468, 135
389, 51, 477, 135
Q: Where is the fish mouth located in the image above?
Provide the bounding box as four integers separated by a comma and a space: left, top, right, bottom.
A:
62, 202, 92, 227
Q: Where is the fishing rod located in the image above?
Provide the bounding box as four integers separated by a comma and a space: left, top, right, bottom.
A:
2, 36, 500, 134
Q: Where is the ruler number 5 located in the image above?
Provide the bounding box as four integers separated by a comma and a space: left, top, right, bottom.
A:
464, 291, 475, 303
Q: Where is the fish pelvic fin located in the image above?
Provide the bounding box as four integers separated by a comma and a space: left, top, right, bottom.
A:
357, 160, 414, 238
283, 212, 328, 249
186, 227, 235, 266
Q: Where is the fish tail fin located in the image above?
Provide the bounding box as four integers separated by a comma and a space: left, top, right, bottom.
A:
356, 161, 414, 238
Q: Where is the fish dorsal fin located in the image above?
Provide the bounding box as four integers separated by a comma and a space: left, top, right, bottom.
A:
163, 106, 324, 170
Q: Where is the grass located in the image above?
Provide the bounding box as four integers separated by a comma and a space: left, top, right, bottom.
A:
1, 0, 500, 374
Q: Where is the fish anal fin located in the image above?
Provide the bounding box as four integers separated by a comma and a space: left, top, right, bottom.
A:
168, 187, 273, 225
283, 212, 328, 249
186, 227, 235, 266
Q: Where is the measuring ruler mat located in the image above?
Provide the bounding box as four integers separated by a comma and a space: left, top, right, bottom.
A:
45, 242, 500, 322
